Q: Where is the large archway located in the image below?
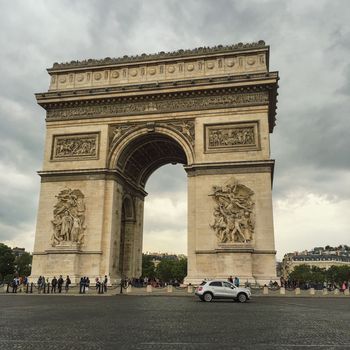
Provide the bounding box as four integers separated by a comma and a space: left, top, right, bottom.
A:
31, 42, 279, 285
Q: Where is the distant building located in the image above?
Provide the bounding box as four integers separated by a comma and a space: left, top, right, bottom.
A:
12, 247, 25, 257
282, 245, 350, 278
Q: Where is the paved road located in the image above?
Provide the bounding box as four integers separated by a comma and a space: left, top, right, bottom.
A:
1, 295, 350, 349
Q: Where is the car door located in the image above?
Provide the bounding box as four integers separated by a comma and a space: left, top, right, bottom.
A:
208, 281, 225, 297
222, 281, 237, 298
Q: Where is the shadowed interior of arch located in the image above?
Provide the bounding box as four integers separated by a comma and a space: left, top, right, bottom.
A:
117, 133, 188, 187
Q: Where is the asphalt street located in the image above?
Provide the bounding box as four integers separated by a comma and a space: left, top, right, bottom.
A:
0, 295, 350, 349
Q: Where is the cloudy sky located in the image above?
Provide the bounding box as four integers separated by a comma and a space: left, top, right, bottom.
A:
0, 0, 349, 259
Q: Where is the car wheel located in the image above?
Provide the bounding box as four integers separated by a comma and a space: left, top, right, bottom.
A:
237, 293, 247, 303
203, 292, 213, 302
199, 296, 204, 302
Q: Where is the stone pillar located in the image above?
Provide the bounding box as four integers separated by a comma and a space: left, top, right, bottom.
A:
126, 285, 132, 293
322, 288, 328, 295
263, 286, 269, 295
334, 288, 339, 295
295, 287, 301, 295
187, 285, 193, 293
280, 287, 285, 295
146, 285, 152, 293
167, 285, 173, 293
344, 289, 349, 296
310, 288, 315, 295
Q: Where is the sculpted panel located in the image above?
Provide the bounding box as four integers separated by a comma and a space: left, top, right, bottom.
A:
205, 122, 259, 152
52, 133, 99, 160
51, 189, 86, 247
210, 181, 255, 244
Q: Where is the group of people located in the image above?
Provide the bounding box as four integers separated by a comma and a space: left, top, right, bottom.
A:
8, 276, 29, 293
228, 276, 240, 287
37, 275, 71, 293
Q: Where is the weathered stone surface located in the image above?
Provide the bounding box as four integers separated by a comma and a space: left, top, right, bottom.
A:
31, 42, 279, 285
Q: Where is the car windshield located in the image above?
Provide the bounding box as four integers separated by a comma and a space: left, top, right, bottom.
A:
200, 281, 207, 286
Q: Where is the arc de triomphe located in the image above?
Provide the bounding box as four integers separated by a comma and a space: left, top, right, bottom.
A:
31, 41, 279, 284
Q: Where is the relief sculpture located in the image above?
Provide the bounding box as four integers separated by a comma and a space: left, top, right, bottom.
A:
53, 134, 98, 160
51, 189, 86, 247
208, 127, 255, 148
210, 181, 255, 244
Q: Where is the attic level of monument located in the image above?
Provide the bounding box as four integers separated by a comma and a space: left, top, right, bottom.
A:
31, 42, 279, 285
50, 40, 268, 70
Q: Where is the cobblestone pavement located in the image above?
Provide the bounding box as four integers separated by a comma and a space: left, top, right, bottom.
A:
1, 295, 350, 349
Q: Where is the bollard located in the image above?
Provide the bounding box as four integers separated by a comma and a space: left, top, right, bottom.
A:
6, 283, 10, 293
26, 284, 29, 294
187, 285, 193, 293
167, 285, 173, 293
47, 283, 50, 294
30, 283, 33, 294
295, 287, 301, 295
146, 284, 152, 293
263, 286, 269, 295
334, 288, 339, 295
344, 289, 349, 296
322, 288, 328, 295
309, 288, 315, 295
279, 287, 285, 295
43, 284, 46, 294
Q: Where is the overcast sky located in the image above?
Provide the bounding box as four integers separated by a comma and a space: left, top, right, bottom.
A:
0, 0, 349, 260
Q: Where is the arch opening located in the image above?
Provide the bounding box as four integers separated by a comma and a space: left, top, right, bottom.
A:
117, 132, 188, 188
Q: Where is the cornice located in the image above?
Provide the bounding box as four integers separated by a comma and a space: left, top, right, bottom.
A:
49, 41, 268, 71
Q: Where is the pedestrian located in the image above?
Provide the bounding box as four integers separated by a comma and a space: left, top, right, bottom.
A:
103, 275, 108, 292
234, 276, 240, 287
37, 276, 42, 294
228, 276, 233, 284
57, 275, 64, 293
86, 277, 90, 293
51, 276, 58, 293
79, 277, 84, 294
65, 275, 71, 293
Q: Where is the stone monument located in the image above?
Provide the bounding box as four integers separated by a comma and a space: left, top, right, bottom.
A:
31, 41, 279, 284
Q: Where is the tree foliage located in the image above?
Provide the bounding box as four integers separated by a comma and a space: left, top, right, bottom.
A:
155, 257, 187, 282
0, 243, 15, 281
15, 252, 32, 276
142, 254, 156, 278
289, 264, 350, 285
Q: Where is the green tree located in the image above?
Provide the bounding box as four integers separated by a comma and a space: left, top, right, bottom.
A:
289, 264, 312, 284
326, 265, 350, 285
155, 259, 175, 282
142, 254, 156, 278
171, 257, 187, 282
0, 243, 15, 281
15, 252, 32, 276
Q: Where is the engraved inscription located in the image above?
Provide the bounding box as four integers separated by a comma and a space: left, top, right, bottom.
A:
52, 133, 99, 160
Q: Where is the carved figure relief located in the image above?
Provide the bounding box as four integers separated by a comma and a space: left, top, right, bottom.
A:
210, 181, 255, 244
51, 189, 86, 247
206, 123, 259, 152
52, 133, 99, 160
169, 120, 195, 147
46, 91, 269, 121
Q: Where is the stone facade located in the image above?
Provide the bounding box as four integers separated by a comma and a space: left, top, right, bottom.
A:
31, 41, 279, 284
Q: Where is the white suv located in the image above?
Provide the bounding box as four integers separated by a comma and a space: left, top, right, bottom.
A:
195, 280, 251, 302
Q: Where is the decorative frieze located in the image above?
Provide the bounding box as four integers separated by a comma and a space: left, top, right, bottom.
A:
46, 91, 269, 121
51, 133, 99, 161
210, 180, 255, 244
205, 122, 259, 153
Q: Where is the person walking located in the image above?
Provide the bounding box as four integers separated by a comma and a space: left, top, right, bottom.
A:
57, 275, 64, 293
65, 275, 71, 293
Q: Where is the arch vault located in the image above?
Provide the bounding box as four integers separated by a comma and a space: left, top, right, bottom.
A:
32, 41, 279, 284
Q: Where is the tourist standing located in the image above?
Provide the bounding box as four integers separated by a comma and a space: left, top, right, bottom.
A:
86, 277, 90, 293
234, 276, 240, 287
228, 276, 233, 284
103, 275, 108, 292
51, 276, 58, 293
57, 275, 64, 293
65, 275, 71, 293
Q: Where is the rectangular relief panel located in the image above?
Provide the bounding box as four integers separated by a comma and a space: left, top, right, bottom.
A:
51, 132, 100, 161
205, 121, 260, 153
